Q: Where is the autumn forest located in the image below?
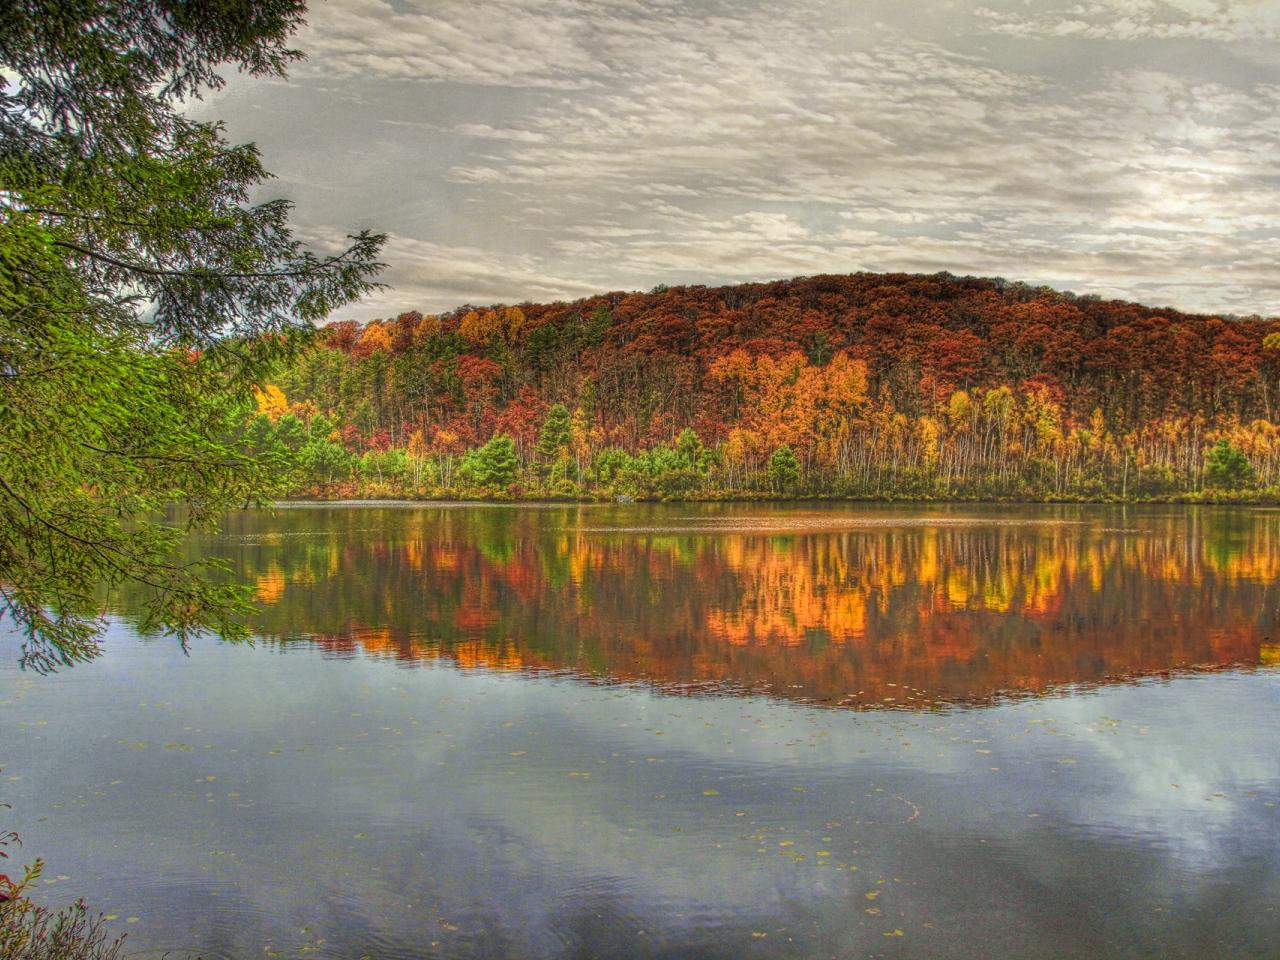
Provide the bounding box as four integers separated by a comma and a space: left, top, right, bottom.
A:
246, 272, 1280, 502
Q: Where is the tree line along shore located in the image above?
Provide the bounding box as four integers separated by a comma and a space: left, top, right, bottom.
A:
247, 272, 1278, 503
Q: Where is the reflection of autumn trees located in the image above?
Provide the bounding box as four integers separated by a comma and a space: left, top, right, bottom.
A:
221, 507, 1279, 709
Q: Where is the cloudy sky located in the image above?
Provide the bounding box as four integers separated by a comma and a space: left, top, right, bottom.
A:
199, 0, 1280, 320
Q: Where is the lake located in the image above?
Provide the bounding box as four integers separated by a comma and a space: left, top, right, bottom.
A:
2, 502, 1279, 959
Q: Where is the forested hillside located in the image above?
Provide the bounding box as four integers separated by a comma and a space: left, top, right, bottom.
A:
250, 272, 1280, 500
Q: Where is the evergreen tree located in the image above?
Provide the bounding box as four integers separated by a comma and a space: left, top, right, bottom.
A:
0, 1, 386, 669
243, 415, 282, 461
767, 445, 801, 493
675, 428, 706, 470
460, 435, 519, 489
275, 414, 308, 454
537, 404, 572, 479
1204, 439, 1254, 490
301, 438, 353, 486
309, 413, 336, 442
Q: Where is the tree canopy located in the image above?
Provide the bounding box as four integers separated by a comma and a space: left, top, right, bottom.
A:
1204, 438, 1254, 490
254, 271, 1280, 503
459, 435, 519, 490
0, 0, 385, 670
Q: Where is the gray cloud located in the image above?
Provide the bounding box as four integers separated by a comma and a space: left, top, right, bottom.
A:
201, 0, 1280, 318
973, 0, 1280, 42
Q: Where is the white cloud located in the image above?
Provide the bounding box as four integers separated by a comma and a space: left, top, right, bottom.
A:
449, 123, 548, 143
217, 0, 1280, 318
973, 0, 1280, 42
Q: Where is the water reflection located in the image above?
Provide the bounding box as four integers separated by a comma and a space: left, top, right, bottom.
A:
207, 504, 1280, 708
5, 504, 1279, 960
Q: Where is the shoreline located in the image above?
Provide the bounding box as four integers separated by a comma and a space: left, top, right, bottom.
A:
272, 491, 1280, 508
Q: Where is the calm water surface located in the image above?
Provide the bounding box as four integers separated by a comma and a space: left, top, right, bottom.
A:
2, 503, 1279, 959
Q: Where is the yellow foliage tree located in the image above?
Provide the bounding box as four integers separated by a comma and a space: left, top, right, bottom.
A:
356, 322, 392, 354
253, 383, 290, 422
414, 314, 442, 342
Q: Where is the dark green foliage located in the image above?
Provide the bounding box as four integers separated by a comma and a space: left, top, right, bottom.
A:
596, 444, 708, 498
537, 403, 572, 466
674, 428, 708, 470
275, 414, 308, 453
1134, 464, 1180, 497
301, 439, 354, 486
235, 412, 352, 488
582, 305, 613, 348
806, 332, 834, 366
361, 448, 408, 485
524, 322, 562, 373
243, 414, 282, 460
767, 445, 801, 493
0, 0, 385, 669
654, 468, 703, 497
460, 435, 519, 489
309, 413, 336, 442
1204, 439, 1254, 490
591, 447, 632, 485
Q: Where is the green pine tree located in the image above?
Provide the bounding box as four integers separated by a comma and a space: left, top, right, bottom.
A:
0, 1, 386, 670
675, 428, 706, 470
767, 445, 801, 494
460, 435, 519, 490
537, 404, 572, 479
1204, 438, 1254, 490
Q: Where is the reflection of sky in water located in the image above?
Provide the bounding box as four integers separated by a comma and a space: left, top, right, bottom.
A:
3, 625, 1278, 960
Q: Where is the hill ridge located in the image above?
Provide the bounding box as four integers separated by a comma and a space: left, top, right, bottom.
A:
255, 269, 1280, 499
